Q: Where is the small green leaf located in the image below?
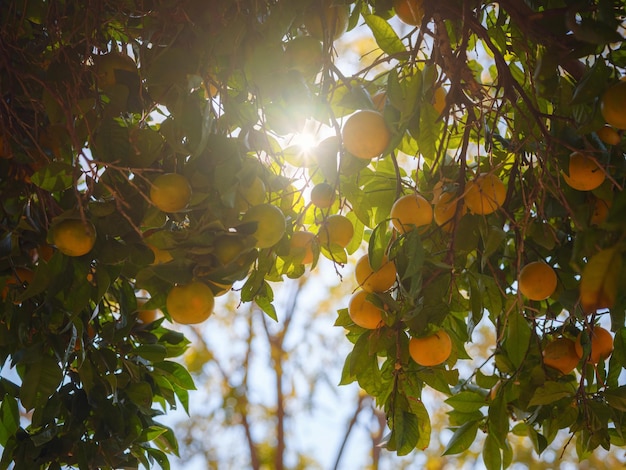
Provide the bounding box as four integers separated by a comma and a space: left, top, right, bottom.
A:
0, 395, 19, 447
443, 420, 480, 455
506, 310, 530, 368
483, 433, 502, 470
445, 390, 487, 413
363, 14, 406, 56
30, 162, 74, 191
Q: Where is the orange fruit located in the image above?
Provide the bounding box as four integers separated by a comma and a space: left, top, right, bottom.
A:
241, 203, 286, 249
393, 0, 425, 26
597, 125, 621, 145
601, 81, 626, 129
303, 1, 350, 42
348, 290, 384, 329
147, 243, 173, 265
1, 267, 34, 301
543, 338, 579, 374
390, 193, 433, 233
355, 254, 397, 293
214, 235, 246, 265
289, 231, 316, 265
317, 214, 354, 249
51, 219, 97, 257
342, 110, 391, 160
285, 36, 324, 78
433, 191, 462, 231
150, 173, 192, 213
409, 330, 452, 367
166, 281, 215, 324
590, 197, 611, 226
136, 298, 159, 324
518, 261, 557, 301
464, 173, 506, 215
575, 326, 613, 364
432, 86, 447, 114
310, 182, 336, 208
562, 152, 605, 191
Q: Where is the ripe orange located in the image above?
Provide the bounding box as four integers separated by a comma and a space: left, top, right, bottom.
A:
136, 298, 159, 324
394, 0, 425, 26
284, 36, 324, 78
317, 214, 354, 249
355, 254, 397, 293
214, 235, 246, 265
597, 125, 621, 146
1, 267, 34, 301
543, 338, 579, 374
241, 203, 286, 249
348, 290, 384, 329
390, 193, 433, 233
601, 81, 626, 129
51, 219, 97, 257
433, 191, 462, 231
147, 243, 173, 265
303, 1, 350, 42
150, 173, 192, 213
310, 182, 336, 208
464, 173, 506, 215
342, 110, 391, 160
518, 261, 557, 301
590, 197, 611, 226
289, 230, 316, 265
409, 330, 452, 367
166, 281, 215, 324
575, 326, 613, 364
562, 152, 605, 191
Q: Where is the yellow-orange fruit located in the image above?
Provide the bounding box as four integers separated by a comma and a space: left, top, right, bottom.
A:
150, 173, 192, 213
390, 194, 433, 233
464, 173, 506, 215
543, 338, 579, 374
562, 152, 605, 191
51, 219, 97, 257
348, 290, 384, 329
409, 330, 452, 366
597, 125, 621, 145
518, 261, 558, 301
317, 214, 354, 249
393, 0, 425, 26
575, 326, 613, 364
310, 182, 336, 208
289, 231, 316, 265
601, 81, 626, 129
355, 254, 397, 293
166, 281, 215, 325
342, 110, 391, 159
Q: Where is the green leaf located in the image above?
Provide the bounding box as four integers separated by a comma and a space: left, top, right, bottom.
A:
20, 355, 63, 411
445, 390, 487, 413
604, 386, 626, 412
506, 310, 530, 369
483, 433, 502, 470
154, 361, 196, 391
363, 14, 406, 56
0, 395, 19, 447
30, 162, 74, 191
529, 381, 576, 407
443, 420, 480, 455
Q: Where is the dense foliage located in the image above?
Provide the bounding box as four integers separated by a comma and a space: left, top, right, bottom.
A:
1, 0, 626, 468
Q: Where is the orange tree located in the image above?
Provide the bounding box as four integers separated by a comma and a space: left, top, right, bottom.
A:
1, 0, 626, 468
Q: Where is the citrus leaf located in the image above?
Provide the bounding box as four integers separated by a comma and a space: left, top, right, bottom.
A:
445, 390, 487, 413
529, 381, 576, 407
580, 247, 622, 313
483, 433, 501, 470
0, 395, 19, 447
363, 14, 406, 56
443, 420, 480, 455
506, 310, 530, 368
